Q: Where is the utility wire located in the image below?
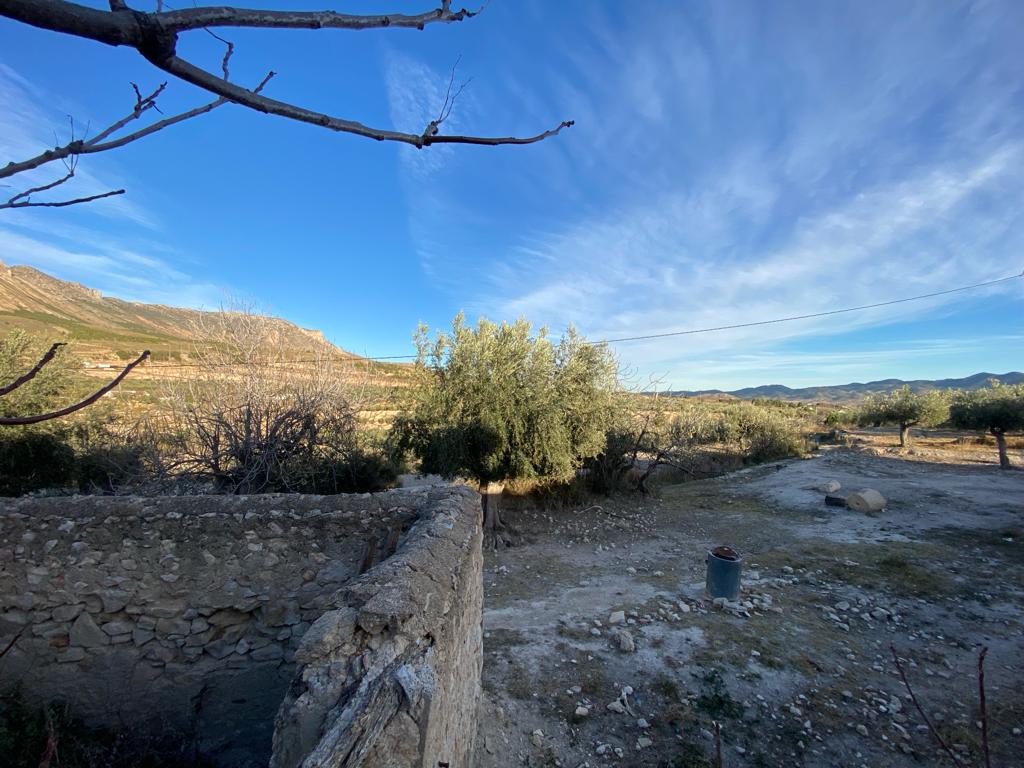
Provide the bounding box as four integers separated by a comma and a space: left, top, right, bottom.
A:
594, 270, 1023, 345
134, 270, 1023, 368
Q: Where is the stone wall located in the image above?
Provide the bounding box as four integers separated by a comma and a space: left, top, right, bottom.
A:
0, 486, 482, 768
271, 484, 483, 768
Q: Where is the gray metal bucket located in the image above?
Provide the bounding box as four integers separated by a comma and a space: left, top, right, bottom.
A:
706, 546, 742, 600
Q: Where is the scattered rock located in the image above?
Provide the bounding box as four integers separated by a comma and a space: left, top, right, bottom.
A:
610, 628, 635, 653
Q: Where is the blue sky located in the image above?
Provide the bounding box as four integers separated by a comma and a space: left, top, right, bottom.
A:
1, 0, 1021, 390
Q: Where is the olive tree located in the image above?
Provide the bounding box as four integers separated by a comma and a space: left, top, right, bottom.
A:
858, 386, 948, 447
949, 382, 1024, 469
389, 313, 619, 547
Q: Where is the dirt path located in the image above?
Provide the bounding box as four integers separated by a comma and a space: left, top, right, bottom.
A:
473, 448, 1024, 767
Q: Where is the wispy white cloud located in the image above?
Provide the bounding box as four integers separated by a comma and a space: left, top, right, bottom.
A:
396, 0, 1024, 389
0, 224, 223, 308
383, 50, 478, 179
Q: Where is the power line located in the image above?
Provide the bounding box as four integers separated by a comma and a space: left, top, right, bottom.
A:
139, 270, 1023, 368
593, 270, 1023, 346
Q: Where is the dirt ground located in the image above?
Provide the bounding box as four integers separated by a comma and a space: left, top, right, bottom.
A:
472, 436, 1024, 767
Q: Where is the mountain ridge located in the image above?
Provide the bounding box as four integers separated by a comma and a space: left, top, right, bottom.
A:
0, 260, 347, 363
672, 371, 1024, 403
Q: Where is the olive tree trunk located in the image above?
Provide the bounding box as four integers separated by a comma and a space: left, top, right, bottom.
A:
992, 429, 1011, 469
899, 422, 911, 447
481, 481, 511, 549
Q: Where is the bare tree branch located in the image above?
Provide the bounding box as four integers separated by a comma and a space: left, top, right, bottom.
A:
1, 188, 127, 209
0, 342, 65, 397
153, 0, 481, 33
0, 82, 212, 180
0, 0, 573, 148
0, 350, 149, 426
890, 644, 966, 768
978, 646, 991, 768
4, 169, 76, 206
0, 72, 270, 207
158, 52, 573, 147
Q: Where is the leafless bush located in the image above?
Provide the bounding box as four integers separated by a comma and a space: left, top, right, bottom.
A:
152, 306, 373, 494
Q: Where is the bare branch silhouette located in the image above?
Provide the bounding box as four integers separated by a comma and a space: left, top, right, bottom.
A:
0, 342, 64, 396
0, 350, 149, 426
1, 72, 272, 208
0, 0, 572, 149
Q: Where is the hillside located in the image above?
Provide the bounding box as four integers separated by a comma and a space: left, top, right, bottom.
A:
673, 371, 1024, 403
0, 260, 346, 364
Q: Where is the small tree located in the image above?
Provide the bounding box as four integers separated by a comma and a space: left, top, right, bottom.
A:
389, 313, 618, 546
949, 382, 1024, 469
858, 386, 948, 447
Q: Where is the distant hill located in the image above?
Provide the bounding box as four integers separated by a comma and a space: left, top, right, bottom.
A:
0, 260, 349, 365
672, 372, 1024, 403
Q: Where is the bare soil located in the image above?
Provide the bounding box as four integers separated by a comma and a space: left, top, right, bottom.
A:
473, 440, 1024, 767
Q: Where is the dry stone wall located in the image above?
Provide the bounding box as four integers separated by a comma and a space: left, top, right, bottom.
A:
272, 484, 483, 768
0, 486, 482, 768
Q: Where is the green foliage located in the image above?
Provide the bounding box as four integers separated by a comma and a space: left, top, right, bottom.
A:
857, 386, 948, 430
389, 314, 619, 485
949, 382, 1024, 434
0, 431, 76, 495
0, 330, 75, 418
587, 396, 805, 494
823, 408, 855, 427
734, 403, 804, 462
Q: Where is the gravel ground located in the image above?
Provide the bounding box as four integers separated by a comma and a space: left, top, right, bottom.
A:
472, 445, 1024, 768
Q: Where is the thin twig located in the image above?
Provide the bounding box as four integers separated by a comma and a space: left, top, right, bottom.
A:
890, 644, 966, 768
0, 626, 26, 658
38, 708, 56, 768
978, 646, 990, 768
713, 720, 723, 768
0, 189, 126, 209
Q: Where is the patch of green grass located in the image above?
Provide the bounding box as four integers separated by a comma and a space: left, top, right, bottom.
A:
694, 669, 744, 721
759, 540, 951, 597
